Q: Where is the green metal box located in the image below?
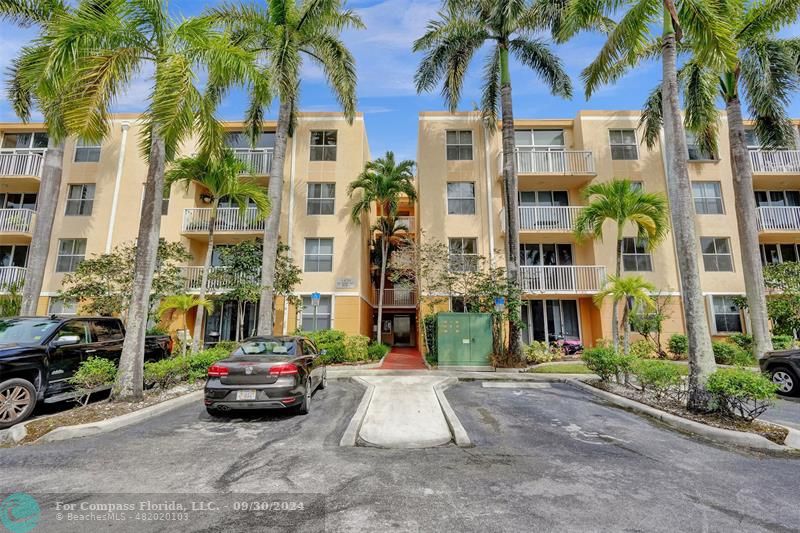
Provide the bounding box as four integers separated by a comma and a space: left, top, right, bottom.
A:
436, 313, 494, 371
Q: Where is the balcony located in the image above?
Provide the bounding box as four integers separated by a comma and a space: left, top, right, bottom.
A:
0, 149, 45, 179
519, 265, 606, 294
756, 206, 800, 233
231, 148, 273, 175
519, 206, 580, 232
181, 207, 265, 237
375, 288, 417, 307
749, 150, 800, 174
0, 266, 26, 292
180, 266, 260, 292
0, 209, 35, 234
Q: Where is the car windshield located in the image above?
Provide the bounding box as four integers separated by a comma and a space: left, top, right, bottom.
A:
234, 340, 297, 357
0, 318, 61, 344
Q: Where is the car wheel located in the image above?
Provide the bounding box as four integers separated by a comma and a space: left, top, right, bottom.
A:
770, 366, 799, 397
319, 371, 327, 390
297, 379, 312, 415
0, 378, 37, 429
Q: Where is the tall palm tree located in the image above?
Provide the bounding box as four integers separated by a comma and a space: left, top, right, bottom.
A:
37, 0, 261, 400
413, 0, 572, 361
638, 2, 800, 360
158, 294, 214, 358
594, 274, 656, 355
348, 152, 417, 341
560, 0, 736, 410
574, 179, 669, 350
165, 150, 270, 352
205, 0, 364, 337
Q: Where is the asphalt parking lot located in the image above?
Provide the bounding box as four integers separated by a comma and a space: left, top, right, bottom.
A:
1, 380, 799, 532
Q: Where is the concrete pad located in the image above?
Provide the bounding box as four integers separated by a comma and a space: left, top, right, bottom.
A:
357, 376, 453, 449
482, 382, 552, 389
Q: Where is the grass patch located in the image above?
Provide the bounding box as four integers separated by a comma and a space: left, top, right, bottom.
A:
528, 362, 592, 374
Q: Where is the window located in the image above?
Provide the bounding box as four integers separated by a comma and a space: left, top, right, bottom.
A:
518, 190, 569, 206
754, 190, 800, 207
520, 243, 573, 266
692, 182, 724, 214
701, 237, 733, 272
629, 181, 643, 192
0, 193, 37, 210
56, 239, 86, 273
2, 132, 48, 151
65, 184, 95, 216
712, 295, 743, 333
514, 129, 565, 148
446, 130, 473, 160
448, 238, 478, 272
0, 245, 28, 267
48, 298, 77, 315
93, 319, 124, 342
609, 129, 638, 160
744, 129, 760, 150
760, 243, 799, 265
301, 295, 332, 331
450, 296, 479, 313
622, 238, 653, 271
304, 238, 333, 272
162, 183, 170, 216
686, 131, 715, 161
74, 139, 101, 162
307, 183, 335, 215
446, 182, 476, 214
310, 130, 337, 161
224, 131, 275, 148
56, 320, 92, 344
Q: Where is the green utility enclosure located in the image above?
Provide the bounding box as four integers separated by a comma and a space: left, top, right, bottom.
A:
436, 313, 494, 371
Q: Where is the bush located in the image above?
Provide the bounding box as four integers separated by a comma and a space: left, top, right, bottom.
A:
69, 357, 117, 406
144, 357, 189, 389
187, 347, 230, 380
632, 360, 682, 398
344, 334, 370, 362
707, 368, 778, 421
668, 334, 688, 360
304, 329, 347, 364
582, 346, 623, 382
367, 342, 390, 361
711, 341, 754, 366
525, 341, 560, 364
630, 339, 656, 359
772, 335, 795, 350
213, 340, 240, 353
423, 313, 438, 360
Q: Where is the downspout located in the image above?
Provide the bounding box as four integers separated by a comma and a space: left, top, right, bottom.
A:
282, 132, 298, 335
105, 121, 130, 252
482, 123, 495, 267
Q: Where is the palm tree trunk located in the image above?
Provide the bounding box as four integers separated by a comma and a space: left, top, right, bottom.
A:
661, 9, 716, 410
621, 300, 630, 355
726, 96, 773, 359
20, 138, 64, 315
193, 205, 216, 352
236, 301, 243, 342
377, 237, 388, 343
257, 101, 291, 335
499, 44, 523, 363
182, 312, 188, 357
612, 227, 624, 351
113, 132, 166, 401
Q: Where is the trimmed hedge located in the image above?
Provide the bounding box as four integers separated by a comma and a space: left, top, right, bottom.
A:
707, 368, 777, 421
144, 347, 230, 389
668, 334, 688, 360
632, 359, 682, 398
303, 329, 385, 364
367, 342, 390, 361
581, 346, 635, 382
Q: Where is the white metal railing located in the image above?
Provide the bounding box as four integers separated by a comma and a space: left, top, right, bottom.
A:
231, 148, 273, 175
0, 209, 35, 233
756, 206, 800, 231
519, 206, 580, 231
0, 149, 45, 177
0, 266, 26, 292
499, 149, 595, 175
182, 207, 265, 233
749, 150, 800, 174
375, 288, 417, 307
180, 266, 260, 292
519, 265, 606, 294
396, 216, 415, 233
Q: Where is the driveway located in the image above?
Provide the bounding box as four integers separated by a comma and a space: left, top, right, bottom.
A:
763, 396, 800, 431
0, 380, 798, 532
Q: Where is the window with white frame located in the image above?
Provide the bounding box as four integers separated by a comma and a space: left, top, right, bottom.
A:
309, 130, 337, 161
686, 131, 715, 161
48, 298, 77, 315
446, 130, 473, 160
56, 239, 86, 272
74, 139, 101, 162
301, 294, 332, 331
304, 238, 333, 272
712, 295, 743, 333
446, 182, 475, 214
307, 183, 335, 215
162, 183, 170, 216
448, 238, 478, 272
744, 128, 760, 150
692, 182, 724, 214
65, 184, 95, 216
629, 181, 643, 192
514, 129, 565, 149
701, 237, 733, 272
760, 243, 799, 265
0, 192, 37, 210
609, 129, 638, 160
622, 238, 652, 271
1, 132, 48, 151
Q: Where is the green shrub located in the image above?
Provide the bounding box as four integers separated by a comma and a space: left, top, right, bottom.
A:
712, 341, 747, 366
525, 341, 559, 364
630, 339, 656, 359
632, 360, 682, 398
423, 313, 438, 359
668, 334, 688, 360
305, 329, 347, 364
581, 346, 622, 382
707, 368, 778, 421
146, 325, 169, 336
187, 347, 230, 381
69, 357, 117, 406
213, 340, 240, 353
344, 334, 370, 362
144, 357, 189, 389
771, 334, 795, 350
367, 342, 390, 361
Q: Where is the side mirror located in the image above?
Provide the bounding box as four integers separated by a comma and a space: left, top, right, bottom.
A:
320, 349, 327, 356
52, 335, 81, 347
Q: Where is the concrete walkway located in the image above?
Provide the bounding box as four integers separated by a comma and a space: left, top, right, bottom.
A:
379, 346, 427, 370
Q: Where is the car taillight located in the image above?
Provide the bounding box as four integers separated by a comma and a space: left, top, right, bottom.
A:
208, 364, 229, 377
269, 363, 299, 376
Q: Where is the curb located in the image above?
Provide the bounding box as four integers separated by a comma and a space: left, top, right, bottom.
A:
0, 422, 29, 445
35, 390, 203, 444
339, 377, 374, 447
434, 377, 471, 447
566, 379, 797, 452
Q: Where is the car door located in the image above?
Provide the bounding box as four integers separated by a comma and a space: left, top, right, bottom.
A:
302, 339, 322, 387
47, 320, 95, 394
90, 319, 124, 364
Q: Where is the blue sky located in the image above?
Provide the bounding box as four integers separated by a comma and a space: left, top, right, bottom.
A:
1, 0, 798, 161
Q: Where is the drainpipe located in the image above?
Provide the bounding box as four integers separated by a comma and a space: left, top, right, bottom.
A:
105, 121, 130, 252
282, 133, 298, 335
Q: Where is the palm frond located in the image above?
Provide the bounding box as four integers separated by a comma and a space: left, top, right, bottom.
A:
480, 46, 501, 129
736, 0, 800, 42
680, 60, 719, 157
508, 38, 572, 98
638, 84, 663, 149
677, 0, 737, 70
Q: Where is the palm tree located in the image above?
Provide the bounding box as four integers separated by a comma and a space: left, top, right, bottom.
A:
560, 0, 736, 410
37, 0, 261, 400
574, 179, 669, 350
165, 150, 270, 352
349, 152, 417, 341
413, 0, 572, 361
158, 294, 214, 357
205, 0, 364, 337
594, 275, 656, 355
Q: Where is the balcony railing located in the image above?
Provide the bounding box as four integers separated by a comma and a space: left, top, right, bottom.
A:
756, 206, 800, 231
0, 209, 35, 233
180, 266, 260, 292
0, 266, 26, 292
749, 150, 800, 174
519, 206, 580, 232
0, 149, 45, 177
500, 149, 595, 175
182, 207, 265, 233
375, 288, 417, 307
231, 148, 273, 175
519, 265, 606, 294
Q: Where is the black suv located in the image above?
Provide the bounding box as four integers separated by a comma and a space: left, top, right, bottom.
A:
759, 350, 800, 397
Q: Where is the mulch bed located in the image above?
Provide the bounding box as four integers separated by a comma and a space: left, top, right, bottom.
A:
590, 380, 789, 445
